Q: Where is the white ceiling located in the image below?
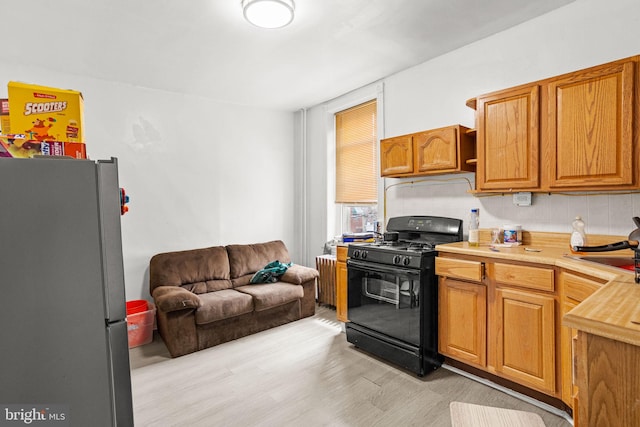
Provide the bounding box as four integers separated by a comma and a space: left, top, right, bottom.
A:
5, 0, 575, 111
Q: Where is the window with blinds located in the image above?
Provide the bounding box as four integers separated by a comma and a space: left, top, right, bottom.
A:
335, 100, 377, 204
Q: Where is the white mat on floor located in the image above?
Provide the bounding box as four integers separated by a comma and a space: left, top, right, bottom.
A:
450, 402, 546, 427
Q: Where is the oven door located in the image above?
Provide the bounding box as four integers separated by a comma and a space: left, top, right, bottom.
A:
347, 259, 422, 346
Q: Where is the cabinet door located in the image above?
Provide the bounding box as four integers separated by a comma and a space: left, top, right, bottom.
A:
439, 278, 487, 368
380, 135, 413, 176
547, 60, 635, 189
494, 287, 556, 394
559, 271, 604, 408
576, 331, 640, 427
561, 298, 579, 408
414, 127, 458, 172
335, 246, 348, 322
476, 84, 540, 191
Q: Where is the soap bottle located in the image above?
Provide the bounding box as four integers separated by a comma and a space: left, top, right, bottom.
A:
468, 208, 480, 247
570, 216, 587, 248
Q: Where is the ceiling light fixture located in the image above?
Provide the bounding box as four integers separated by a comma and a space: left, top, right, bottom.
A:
242, 0, 295, 29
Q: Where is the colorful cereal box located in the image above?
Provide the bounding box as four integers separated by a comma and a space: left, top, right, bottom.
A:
58, 142, 86, 159
7, 81, 84, 143
0, 135, 86, 159
0, 99, 9, 134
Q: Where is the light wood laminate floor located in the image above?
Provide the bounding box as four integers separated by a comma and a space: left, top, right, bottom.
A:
129, 305, 572, 426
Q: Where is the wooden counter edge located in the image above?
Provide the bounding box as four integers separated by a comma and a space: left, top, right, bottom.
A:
563, 277, 640, 347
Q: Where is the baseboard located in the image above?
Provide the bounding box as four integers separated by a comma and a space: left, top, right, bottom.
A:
442, 363, 574, 426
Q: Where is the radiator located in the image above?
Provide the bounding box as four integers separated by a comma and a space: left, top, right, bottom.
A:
316, 255, 337, 306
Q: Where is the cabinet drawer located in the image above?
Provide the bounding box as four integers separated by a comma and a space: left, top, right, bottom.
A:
562, 272, 603, 302
435, 257, 483, 282
494, 263, 554, 291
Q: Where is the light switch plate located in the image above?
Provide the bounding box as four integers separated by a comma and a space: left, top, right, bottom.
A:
513, 192, 532, 206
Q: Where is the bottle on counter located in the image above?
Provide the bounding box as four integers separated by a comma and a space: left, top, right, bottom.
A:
571, 216, 587, 247
468, 208, 480, 247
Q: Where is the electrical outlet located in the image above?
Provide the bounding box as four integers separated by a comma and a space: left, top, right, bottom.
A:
513, 192, 532, 206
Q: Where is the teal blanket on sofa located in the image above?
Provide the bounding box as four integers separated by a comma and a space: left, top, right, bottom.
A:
250, 260, 293, 284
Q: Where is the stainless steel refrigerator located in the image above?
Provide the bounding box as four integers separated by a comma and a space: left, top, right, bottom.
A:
0, 157, 134, 426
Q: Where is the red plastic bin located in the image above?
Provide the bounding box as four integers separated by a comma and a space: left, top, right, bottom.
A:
126, 299, 148, 315
126, 301, 155, 348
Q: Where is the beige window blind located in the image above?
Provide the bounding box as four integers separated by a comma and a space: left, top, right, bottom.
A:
335, 100, 377, 203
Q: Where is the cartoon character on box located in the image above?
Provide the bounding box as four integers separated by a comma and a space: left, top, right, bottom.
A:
26, 117, 56, 141
5, 135, 41, 154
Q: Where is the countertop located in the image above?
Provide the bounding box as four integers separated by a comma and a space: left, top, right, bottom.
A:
435, 239, 640, 347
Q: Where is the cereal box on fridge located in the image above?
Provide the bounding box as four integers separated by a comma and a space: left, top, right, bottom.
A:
7, 81, 84, 143
0, 99, 9, 134
0, 135, 87, 159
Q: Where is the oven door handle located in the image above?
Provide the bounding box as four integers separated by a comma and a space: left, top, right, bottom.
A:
347, 259, 421, 276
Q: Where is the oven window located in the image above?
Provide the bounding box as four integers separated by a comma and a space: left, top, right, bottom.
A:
347, 263, 421, 346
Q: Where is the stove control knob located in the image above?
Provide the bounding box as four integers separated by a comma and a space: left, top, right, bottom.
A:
393, 255, 401, 265
402, 257, 411, 266
361, 251, 367, 260
352, 250, 361, 259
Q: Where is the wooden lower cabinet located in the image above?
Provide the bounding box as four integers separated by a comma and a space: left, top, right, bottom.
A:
559, 270, 605, 410
575, 331, 640, 426
436, 252, 633, 423
493, 287, 556, 394
561, 298, 579, 406
437, 254, 560, 399
335, 246, 348, 322
438, 278, 486, 368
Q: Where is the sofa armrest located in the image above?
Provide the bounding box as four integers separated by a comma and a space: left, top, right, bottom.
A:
152, 286, 201, 313
280, 264, 319, 285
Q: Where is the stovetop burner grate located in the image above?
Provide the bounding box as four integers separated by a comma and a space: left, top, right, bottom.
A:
348, 215, 463, 268
374, 238, 438, 249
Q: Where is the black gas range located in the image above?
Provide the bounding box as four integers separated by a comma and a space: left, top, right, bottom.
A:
345, 215, 463, 376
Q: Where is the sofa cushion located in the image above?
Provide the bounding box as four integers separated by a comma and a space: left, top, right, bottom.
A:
181, 279, 232, 294
226, 240, 291, 285
235, 283, 303, 312
194, 289, 253, 325
280, 264, 319, 285
150, 246, 232, 294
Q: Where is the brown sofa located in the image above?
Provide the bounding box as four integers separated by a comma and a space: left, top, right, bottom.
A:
149, 240, 318, 357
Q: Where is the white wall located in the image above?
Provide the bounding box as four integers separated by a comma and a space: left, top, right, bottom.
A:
304, 0, 640, 258
0, 63, 296, 301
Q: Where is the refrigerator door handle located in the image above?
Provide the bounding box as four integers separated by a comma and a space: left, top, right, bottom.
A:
97, 159, 127, 322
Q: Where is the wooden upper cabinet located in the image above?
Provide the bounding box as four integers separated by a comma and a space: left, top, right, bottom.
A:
546, 60, 635, 189
471, 54, 640, 193
414, 127, 458, 172
380, 125, 475, 177
476, 84, 540, 191
380, 135, 413, 176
